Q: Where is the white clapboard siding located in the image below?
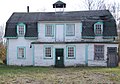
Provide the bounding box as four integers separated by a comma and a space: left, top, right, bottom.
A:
7, 37, 34, 66
33, 43, 118, 67
38, 22, 82, 42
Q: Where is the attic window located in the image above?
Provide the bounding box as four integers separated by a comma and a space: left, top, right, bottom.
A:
17, 23, 25, 37
94, 22, 103, 36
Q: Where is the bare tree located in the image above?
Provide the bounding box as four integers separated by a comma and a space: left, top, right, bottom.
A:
84, 0, 106, 10
0, 43, 6, 64
96, 0, 106, 10
83, 0, 120, 22
84, 0, 94, 10
102, 2, 120, 22
0, 24, 5, 44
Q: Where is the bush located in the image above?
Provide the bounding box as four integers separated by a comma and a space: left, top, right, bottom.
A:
0, 43, 6, 64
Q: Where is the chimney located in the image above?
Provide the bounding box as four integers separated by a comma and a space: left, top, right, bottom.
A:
27, 6, 29, 13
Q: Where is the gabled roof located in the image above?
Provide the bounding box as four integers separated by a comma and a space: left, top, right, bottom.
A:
7, 10, 112, 23
4, 10, 117, 38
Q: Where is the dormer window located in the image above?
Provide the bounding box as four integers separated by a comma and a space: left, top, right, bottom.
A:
94, 22, 103, 36
17, 23, 25, 36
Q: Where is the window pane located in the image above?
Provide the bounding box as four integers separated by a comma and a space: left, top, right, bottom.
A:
68, 47, 74, 57
18, 48, 25, 58
18, 25, 25, 36
45, 25, 53, 36
95, 24, 102, 35
94, 45, 104, 60
66, 24, 75, 36
45, 47, 52, 57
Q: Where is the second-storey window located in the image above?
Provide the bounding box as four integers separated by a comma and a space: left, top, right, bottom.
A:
95, 24, 102, 35
17, 23, 25, 36
66, 24, 75, 36
45, 24, 54, 37
94, 22, 103, 36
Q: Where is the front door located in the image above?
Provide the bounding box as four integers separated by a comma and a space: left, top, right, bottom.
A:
107, 47, 118, 67
55, 49, 64, 67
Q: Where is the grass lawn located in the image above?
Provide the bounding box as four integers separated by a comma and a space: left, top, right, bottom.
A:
0, 65, 120, 84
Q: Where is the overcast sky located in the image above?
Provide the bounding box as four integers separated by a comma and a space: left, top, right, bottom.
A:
0, 0, 119, 27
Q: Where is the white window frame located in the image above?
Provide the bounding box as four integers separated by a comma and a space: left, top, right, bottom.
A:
45, 24, 54, 37
66, 45, 76, 59
17, 23, 25, 37
94, 45, 104, 60
66, 24, 75, 36
44, 46, 53, 59
94, 22, 103, 36
17, 47, 26, 59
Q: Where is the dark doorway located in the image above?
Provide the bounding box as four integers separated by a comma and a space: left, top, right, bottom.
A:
107, 47, 118, 67
55, 49, 64, 67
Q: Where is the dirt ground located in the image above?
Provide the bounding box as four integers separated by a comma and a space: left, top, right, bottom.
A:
0, 67, 120, 84
12, 72, 115, 84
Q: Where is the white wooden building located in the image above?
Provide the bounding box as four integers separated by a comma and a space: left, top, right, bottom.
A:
4, 1, 118, 67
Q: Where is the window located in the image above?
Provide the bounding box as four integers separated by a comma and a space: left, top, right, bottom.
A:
67, 46, 75, 58
94, 45, 104, 60
66, 24, 75, 36
94, 22, 103, 36
95, 24, 102, 35
17, 47, 26, 59
45, 24, 54, 37
44, 46, 52, 58
17, 23, 25, 36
